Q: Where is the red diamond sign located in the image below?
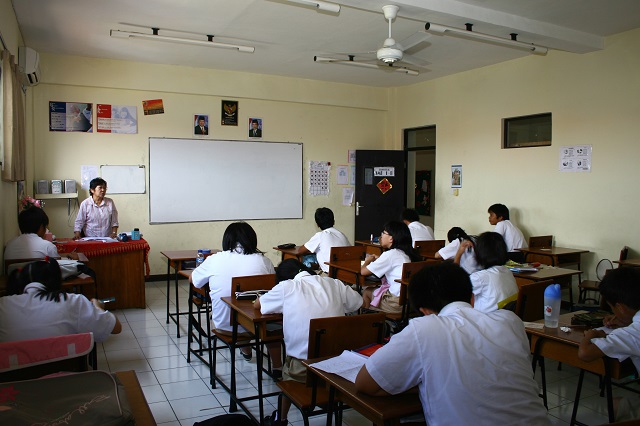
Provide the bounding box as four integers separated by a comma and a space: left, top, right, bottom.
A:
377, 178, 392, 194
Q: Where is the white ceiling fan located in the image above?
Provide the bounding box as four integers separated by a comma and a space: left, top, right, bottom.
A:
314, 5, 430, 75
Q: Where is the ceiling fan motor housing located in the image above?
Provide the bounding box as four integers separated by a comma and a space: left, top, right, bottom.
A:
377, 46, 403, 63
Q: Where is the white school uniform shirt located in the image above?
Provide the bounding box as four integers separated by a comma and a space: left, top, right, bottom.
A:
74, 196, 119, 237
366, 249, 410, 296
4, 233, 60, 259
304, 227, 351, 273
469, 265, 518, 313
494, 220, 527, 252
437, 239, 481, 275
0, 283, 116, 343
259, 271, 362, 359
592, 311, 640, 372
407, 221, 434, 245
191, 247, 275, 332
365, 302, 550, 426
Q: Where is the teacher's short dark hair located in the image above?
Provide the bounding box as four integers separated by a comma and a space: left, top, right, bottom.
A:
90, 177, 107, 190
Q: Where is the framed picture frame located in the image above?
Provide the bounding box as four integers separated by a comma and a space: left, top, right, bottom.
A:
194, 114, 209, 136
221, 100, 238, 126
451, 165, 462, 188
249, 117, 262, 139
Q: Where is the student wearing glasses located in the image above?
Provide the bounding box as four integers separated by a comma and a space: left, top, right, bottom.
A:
360, 221, 421, 313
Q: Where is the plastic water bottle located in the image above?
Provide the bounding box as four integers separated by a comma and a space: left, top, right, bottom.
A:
543, 284, 562, 328
131, 228, 140, 240
195, 250, 205, 268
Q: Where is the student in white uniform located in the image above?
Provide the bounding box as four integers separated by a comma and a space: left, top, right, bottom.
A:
256, 259, 363, 426
298, 207, 350, 273
5, 207, 61, 259
361, 221, 421, 313
0, 259, 121, 343
457, 231, 518, 313
355, 262, 551, 426
190, 222, 279, 365
434, 227, 480, 274
488, 203, 527, 262
401, 208, 434, 245
579, 267, 640, 421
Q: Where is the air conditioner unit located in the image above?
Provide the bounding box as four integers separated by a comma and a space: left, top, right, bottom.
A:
18, 46, 41, 86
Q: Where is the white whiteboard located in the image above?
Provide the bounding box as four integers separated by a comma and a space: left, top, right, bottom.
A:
149, 138, 303, 223
100, 165, 146, 194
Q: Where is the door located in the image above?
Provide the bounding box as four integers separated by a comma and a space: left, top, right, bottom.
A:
354, 150, 406, 241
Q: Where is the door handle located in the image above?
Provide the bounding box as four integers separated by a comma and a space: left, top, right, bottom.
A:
356, 202, 364, 216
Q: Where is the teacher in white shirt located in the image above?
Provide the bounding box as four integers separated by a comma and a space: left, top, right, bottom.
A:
73, 177, 119, 239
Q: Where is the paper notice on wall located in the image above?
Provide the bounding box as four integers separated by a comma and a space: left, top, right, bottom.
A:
559, 145, 592, 172
80, 165, 99, 190
309, 161, 330, 196
342, 188, 354, 206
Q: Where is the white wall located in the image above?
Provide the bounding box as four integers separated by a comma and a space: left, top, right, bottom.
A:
391, 28, 640, 278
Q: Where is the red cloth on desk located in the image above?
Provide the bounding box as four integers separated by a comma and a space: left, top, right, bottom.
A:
56, 238, 151, 277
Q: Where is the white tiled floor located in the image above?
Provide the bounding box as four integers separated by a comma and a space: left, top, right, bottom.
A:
99, 280, 640, 426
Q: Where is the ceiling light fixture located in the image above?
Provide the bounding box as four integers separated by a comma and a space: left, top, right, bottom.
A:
284, 0, 340, 13
425, 22, 548, 55
314, 56, 419, 75
110, 29, 255, 53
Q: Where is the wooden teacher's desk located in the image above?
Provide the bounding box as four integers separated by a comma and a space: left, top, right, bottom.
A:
304, 359, 423, 426
56, 238, 150, 309
525, 312, 636, 426
220, 296, 283, 424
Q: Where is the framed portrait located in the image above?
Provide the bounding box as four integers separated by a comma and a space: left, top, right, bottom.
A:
249, 117, 262, 139
194, 114, 209, 136
451, 165, 462, 188
221, 100, 238, 126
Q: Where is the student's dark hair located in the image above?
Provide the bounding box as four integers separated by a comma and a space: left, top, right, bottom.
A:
408, 262, 472, 313
474, 232, 508, 268
89, 177, 107, 191
446, 227, 469, 243
488, 203, 510, 220
222, 222, 263, 254
383, 221, 421, 262
401, 208, 420, 223
7, 258, 66, 302
275, 258, 316, 283
18, 207, 49, 234
599, 267, 640, 310
314, 207, 335, 230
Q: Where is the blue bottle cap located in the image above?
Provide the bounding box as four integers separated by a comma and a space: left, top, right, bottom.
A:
544, 283, 561, 298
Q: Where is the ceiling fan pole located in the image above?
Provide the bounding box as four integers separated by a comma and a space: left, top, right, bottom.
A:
465, 23, 473, 31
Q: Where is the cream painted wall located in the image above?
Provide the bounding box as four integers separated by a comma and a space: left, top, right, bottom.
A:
390, 28, 640, 279
0, 0, 23, 253
25, 55, 390, 274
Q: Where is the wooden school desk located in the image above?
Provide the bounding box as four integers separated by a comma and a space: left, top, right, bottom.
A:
304, 359, 423, 426
525, 312, 636, 426
517, 246, 589, 269
614, 258, 640, 267
355, 240, 384, 256
115, 370, 157, 425
273, 245, 307, 262
326, 258, 367, 292
220, 296, 283, 424
56, 238, 150, 309
512, 265, 582, 306
160, 250, 218, 338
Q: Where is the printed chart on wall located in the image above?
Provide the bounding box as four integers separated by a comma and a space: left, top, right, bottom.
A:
559, 145, 592, 172
309, 161, 330, 196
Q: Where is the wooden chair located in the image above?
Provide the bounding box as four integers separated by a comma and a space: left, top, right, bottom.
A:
387, 260, 439, 327
514, 279, 554, 322
4, 257, 97, 298
327, 245, 366, 288
186, 277, 213, 372
210, 274, 278, 388
528, 235, 553, 248
276, 313, 387, 426
414, 240, 445, 259
579, 246, 628, 304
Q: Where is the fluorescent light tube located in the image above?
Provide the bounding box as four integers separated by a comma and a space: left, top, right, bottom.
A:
314, 56, 419, 75
110, 30, 255, 53
285, 0, 340, 13
425, 22, 548, 55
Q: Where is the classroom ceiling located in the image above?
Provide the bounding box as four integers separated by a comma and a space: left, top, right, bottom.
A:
11, 0, 640, 87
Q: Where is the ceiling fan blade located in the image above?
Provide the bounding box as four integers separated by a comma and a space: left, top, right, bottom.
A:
396, 31, 431, 51
399, 53, 430, 69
